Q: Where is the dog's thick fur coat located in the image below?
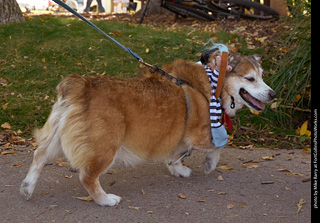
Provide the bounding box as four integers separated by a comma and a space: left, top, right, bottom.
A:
20, 59, 216, 206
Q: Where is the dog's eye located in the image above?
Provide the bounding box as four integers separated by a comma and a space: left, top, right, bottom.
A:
245, 77, 255, 82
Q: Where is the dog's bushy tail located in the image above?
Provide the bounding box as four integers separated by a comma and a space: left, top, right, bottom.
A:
34, 74, 91, 164
57, 74, 92, 102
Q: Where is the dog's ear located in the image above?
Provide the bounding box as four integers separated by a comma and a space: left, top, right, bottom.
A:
228, 53, 241, 68
252, 54, 264, 63
200, 50, 211, 65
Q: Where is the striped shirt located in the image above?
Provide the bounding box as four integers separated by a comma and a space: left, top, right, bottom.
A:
197, 62, 222, 128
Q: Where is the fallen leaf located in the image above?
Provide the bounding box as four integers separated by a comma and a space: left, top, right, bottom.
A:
297, 198, 306, 213
291, 172, 305, 177
178, 193, 187, 199
261, 156, 273, 160
217, 175, 224, 181
277, 168, 291, 172
261, 181, 274, 185
246, 160, 260, 164
113, 30, 122, 36
65, 175, 73, 179
243, 164, 259, 168
2, 143, 10, 148
41, 58, 46, 63
145, 48, 150, 53
1, 122, 12, 129
294, 94, 302, 102
0, 78, 9, 86
73, 196, 93, 201
1, 151, 15, 155
11, 164, 22, 168
128, 206, 141, 210
227, 204, 235, 209
271, 100, 281, 109
249, 109, 260, 115
272, 25, 281, 30
56, 161, 69, 167
217, 165, 233, 170
276, 216, 288, 219
302, 178, 311, 182
300, 120, 308, 136
107, 180, 116, 186
239, 144, 254, 150
305, 130, 311, 137
141, 189, 146, 195
256, 36, 267, 43
147, 211, 153, 214
2, 102, 9, 110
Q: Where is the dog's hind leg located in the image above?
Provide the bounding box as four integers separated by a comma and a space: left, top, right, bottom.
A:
20, 147, 51, 200
20, 136, 63, 200
20, 103, 64, 200
203, 148, 221, 174
78, 151, 121, 206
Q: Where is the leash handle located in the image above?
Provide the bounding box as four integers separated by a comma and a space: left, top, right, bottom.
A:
214, 51, 228, 99
52, 0, 141, 61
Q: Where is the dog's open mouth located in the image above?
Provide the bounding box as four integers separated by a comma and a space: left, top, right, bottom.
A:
239, 88, 265, 111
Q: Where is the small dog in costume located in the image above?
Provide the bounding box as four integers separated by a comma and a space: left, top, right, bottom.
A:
197, 44, 232, 150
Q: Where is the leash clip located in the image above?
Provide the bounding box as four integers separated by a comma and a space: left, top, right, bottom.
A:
170, 150, 193, 165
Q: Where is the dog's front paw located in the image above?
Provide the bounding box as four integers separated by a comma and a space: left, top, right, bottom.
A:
203, 149, 221, 175
203, 156, 218, 175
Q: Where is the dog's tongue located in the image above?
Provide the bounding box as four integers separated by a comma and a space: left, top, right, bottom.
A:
247, 93, 265, 110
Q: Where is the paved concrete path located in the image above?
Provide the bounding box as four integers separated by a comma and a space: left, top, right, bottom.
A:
0, 147, 311, 222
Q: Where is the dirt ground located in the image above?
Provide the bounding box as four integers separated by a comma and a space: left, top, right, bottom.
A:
0, 144, 311, 223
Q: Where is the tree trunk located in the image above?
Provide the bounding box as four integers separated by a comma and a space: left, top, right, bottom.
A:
0, 0, 25, 25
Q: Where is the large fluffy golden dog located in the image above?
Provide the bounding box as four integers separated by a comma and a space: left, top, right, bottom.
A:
20, 59, 216, 206
20, 53, 276, 206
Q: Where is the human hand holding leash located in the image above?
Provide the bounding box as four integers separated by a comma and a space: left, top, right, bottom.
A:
215, 55, 232, 72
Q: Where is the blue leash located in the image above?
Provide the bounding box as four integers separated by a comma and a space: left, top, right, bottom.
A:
52, 0, 141, 62
51, 0, 193, 88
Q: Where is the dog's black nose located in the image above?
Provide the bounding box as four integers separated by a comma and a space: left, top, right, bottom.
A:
269, 90, 277, 100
